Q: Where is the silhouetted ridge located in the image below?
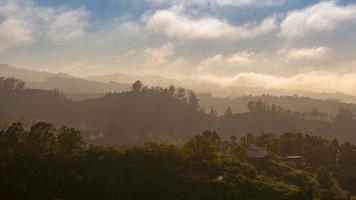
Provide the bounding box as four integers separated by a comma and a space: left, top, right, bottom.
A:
1, 77, 356, 145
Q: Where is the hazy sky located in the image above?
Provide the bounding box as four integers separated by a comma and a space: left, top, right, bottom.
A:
0, 0, 356, 95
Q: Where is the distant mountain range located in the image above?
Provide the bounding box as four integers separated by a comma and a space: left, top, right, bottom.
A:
1, 79, 356, 145
2, 63, 356, 108
87, 70, 356, 104
0, 64, 130, 99
198, 93, 356, 116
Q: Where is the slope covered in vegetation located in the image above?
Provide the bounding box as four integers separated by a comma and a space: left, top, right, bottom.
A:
0, 123, 352, 200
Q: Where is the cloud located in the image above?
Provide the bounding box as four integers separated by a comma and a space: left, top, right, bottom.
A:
145, 6, 277, 40
0, 0, 90, 52
352, 59, 356, 67
146, 0, 206, 6
142, 42, 176, 67
197, 51, 258, 74
0, 0, 39, 52
84, 42, 177, 73
277, 47, 331, 61
280, 1, 356, 38
198, 71, 356, 96
226, 52, 254, 64
213, 0, 284, 7
0, 18, 33, 52
199, 51, 255, 71
47, 9, 89, 42
146, 0, 284, 7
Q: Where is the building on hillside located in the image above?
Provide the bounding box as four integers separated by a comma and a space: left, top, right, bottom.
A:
283, 155, 306, 168
247, 145, 268, 158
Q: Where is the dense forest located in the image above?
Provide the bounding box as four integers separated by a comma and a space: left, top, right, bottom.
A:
1, 121, 355, 199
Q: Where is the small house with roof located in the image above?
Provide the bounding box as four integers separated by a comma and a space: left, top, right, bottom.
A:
247, 145, 268, 158
283, 155, 306, 168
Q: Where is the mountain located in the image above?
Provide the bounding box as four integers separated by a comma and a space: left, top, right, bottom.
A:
87, 72, 178, 86
0, 64, 70, 82
27, 76, 130, 98
198, 93, 356, 116
1, 77, 356, 145
1, 77, 356, 198
87, 71, 356, 104
2, 64, 356, 103
0, 64, 131, 100
0, 79, 211, 144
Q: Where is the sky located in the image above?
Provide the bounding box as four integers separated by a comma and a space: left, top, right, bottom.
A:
0, 0, 356, 95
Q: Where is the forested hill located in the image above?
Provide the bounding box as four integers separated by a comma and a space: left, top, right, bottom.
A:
0, 78, 213, 143
1, 124, 353, 199
198, 93, 356, 116
1, 77, 356, 144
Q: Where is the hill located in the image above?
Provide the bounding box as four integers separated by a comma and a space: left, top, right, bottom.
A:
0, 78, 212, 143
87, 70, 356, 104
198, 93, 356, 116
27, 76, 130, 98
2, 64, 356, 104
0, 124, 352, 199
0, 64, 131, 100
1, 77, 356, 145
0, 64, 70, 82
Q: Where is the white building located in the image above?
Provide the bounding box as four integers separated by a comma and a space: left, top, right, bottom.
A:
247, 145, 267, 158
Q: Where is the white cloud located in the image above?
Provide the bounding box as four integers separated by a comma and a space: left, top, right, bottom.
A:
47, 9, 89, 42
226, 52, 254, 64
214, 0, 284, 7
0, 0, 90, 52
199, 51, 255, 72
92, 43, 176, 72
146, 0, 284, 7
146, 0, 206, 6
280, 1, 356, 38
117, 21, 144, 36
198, 71, 356, 96
145, 6, 277, 40
0, 0, 40, 52
142, 42, 176, 67
0, 18, 33, 52
277, 47, 331, 61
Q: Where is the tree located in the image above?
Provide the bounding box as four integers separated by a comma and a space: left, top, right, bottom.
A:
0, 77, 25, 91
310, 108, 321, 120
316, 167, 333, 189
57, 127, 84, 156
168, 85, 175, 96
2, 122, 23, 150
339, 142, 356, 170
240, 133, 255, 146
184, 130, 221, 160
132, 80, 143, 92
271, 104, 277, 112
27, 122, 56, 157
176, 87, 186, 102
188, 91, 199, 111
247, 101, 255, 112
209, 108, 218, 117
255, 99, 266, 112
224, 107, 232, 116
334, 108, 353, 122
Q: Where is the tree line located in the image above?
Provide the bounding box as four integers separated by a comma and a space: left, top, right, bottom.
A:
130, 80, 201, 112
247, 100, 353, 122
0, 121, 353, 199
